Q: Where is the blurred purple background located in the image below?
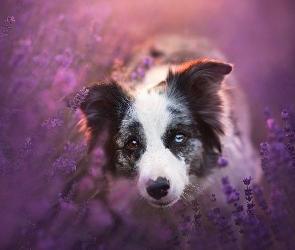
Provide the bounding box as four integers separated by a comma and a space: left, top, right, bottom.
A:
1, 0, 294, 145
0, 0, 295, 248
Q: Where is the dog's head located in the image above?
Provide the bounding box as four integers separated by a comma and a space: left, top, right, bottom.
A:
79, 59, 232, 207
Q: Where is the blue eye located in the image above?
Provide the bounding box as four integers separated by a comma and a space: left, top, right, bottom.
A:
174, 133, 186, 143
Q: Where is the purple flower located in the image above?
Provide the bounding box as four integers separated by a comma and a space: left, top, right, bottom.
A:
241, 176, 255, 217
264, 107, 271, 119
217, 157, 228, 167
281, 109, 290, 121
52, 157, 77, 173
130, 71, 137, 79
142, 57, 154, 68
192, 199, 203, 230
244, 187, 253, 202
266, 118, 277, 131
234, 203, 244, 213
41, 118, 64, 130
55, 48, 74, 68
232, 202, 245, 230
69, 87, 89, 111
211, 193, 216, 202
259, 142, 270, 155
0, 16, 15, 41
285, 143, 294, 153
253, 185, 270, 214
221, 176, 240, 203
63, 141, 75, 152
137, 67, 146, 76
2, 5, 295, 246
57, 193, 73, 210
207, 205, 237, 245
242, 176, 253, 186
179, 214, 191, 237
129, 56, 154, 81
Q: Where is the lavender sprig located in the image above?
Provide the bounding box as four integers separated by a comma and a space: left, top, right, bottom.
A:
0, 16, 15, 41
69, 87, 89, 111
222, 176, 240, 203
130, 57, 154, 81
207, 192, 237, 245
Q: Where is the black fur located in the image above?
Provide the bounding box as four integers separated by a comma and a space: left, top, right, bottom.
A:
79, 80, 132, 173
166, 59, 232, 153
114, 121, 147, 176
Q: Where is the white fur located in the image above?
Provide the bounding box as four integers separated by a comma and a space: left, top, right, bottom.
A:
131, 89, 189, 206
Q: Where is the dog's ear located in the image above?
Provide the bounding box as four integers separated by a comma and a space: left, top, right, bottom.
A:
166, 59, 232, 153
78, 80, 131, 153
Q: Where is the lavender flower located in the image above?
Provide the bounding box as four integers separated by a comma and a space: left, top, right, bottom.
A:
57, 192, 73, 210
281, 109, 295, 168
55, 48, 74, 68
69, 87, 89, 111
258, 108, 295, 248
217, 156, 228, 167
130, 71, 137, 79
41, 112, 64, 130
130, 56, 154, 81
221, 176, 240, 203
211, 193, 216, 202
32, 50, 50, 67
242, 216, 273, 249
191, 199, 203, 230
207, 203, 237, 245
136, 67, 146, 76
179, 214, 191, 237
160, 219, 181, 247
52, 157, 77, 173
281, 109, 290, 121
63, 140, 76, 152
232, 202, 244, 227
241, 176, 256, 217
0, 16, 15, 41
253, 185, 270, 215
142, 57, 154, 68
242, 177, 254, 218
242, 176, 253, 186
1, 1, 295, 247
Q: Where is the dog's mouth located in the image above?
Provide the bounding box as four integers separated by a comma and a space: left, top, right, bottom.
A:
148, 197, 179, 208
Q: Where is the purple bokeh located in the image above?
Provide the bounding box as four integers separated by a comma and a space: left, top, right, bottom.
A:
1, 0, 295, 249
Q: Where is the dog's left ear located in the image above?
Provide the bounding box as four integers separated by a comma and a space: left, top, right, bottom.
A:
77, 80, 132, 153
166, 59, 233, 153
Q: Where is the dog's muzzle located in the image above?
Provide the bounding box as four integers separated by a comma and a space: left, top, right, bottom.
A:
146, 177, 170, 200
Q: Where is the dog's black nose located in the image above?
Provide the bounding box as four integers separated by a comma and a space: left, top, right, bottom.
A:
146, 177, 170, 200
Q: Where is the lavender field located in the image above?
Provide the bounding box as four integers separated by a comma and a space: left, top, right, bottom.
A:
1, 0, 295, 249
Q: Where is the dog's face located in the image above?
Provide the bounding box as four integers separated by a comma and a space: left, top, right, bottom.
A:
79, 59, 232, 207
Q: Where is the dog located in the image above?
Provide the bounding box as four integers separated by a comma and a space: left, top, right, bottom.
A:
71, 35, 261, 247
77, 35, 260, 209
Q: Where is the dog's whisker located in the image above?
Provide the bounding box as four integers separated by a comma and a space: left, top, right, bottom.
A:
184, 185, 206, 195
180, 196, 189, 207
181, 191, 194, 207
188, 183, 207, 193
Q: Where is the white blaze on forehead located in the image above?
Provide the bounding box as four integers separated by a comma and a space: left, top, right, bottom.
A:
133, 90, 171, 142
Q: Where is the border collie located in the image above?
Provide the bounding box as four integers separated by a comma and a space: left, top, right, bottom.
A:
77, 35, 261, 210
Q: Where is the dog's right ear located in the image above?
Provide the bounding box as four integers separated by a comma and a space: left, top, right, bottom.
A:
166, 59, 232, 153
78, 80, 131, 153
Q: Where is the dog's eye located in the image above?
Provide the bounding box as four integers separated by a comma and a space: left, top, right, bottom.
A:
127, 139, 139, 149
174, 133, 186, 143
